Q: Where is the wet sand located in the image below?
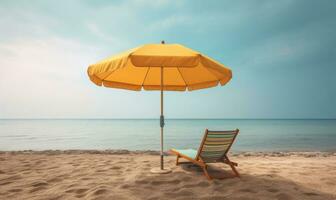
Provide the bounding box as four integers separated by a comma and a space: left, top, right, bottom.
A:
0, 151, 335, 200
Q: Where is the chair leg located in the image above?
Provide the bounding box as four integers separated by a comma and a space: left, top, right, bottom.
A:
224, 156, 240, 177
229, 163, 240, 177
176, 155, 180, 166
202, 165, 212, 180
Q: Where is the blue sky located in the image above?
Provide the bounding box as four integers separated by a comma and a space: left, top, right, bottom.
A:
0, 0, 335, 119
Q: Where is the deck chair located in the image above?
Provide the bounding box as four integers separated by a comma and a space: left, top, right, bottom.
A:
170, 129, 240, 180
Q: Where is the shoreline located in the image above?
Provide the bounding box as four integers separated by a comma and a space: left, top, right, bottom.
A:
1, 149, 336, 157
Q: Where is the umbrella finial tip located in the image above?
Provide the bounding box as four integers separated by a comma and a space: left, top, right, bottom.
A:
161, 40, 165, 44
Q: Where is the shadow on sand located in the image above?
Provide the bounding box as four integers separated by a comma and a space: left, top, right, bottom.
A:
127, 162, 335, 200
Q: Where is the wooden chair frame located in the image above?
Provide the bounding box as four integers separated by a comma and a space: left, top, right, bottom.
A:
170, 129, 240, 180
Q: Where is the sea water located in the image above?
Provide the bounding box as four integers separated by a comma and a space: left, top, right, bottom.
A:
0, 119, 335, 152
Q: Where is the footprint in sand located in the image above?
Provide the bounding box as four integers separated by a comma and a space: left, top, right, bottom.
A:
80, 177, 93, 181
8, 188, 22, 193
119, 184, 131, 189
324, 181, 335, 186
23, 164, 31, 168
180, 176, 192, 181
197, 181, 210, 187
110, 166, 122, 170
276, 193, 293, 200
0, 181, 12, 186
267, 188, 279, 193
46, 166, 58, 170
34, 160, 44, 165
2, 175, 22, 181
74, 188, 89, 194
29, 182, 48, 193
92, 188, 108, 195
31, 181, 48, 187
303, 192, 319, 196
29, 186, 47, 193
65, 188, 89, 194
95, 169, 107, 173
47, 177, 62, 183
66, 183, 78, 188
239, 188, 258, 193
135, 179, 150, 184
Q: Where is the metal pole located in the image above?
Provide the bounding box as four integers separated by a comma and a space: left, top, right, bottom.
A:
160, 40, 165, 170
160, 66, 164, 170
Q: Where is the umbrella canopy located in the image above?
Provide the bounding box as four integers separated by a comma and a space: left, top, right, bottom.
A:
88, 43, 232, 91
87, 42, 232, 173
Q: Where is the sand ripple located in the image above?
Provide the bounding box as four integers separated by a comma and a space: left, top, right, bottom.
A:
0, 151, 335, 199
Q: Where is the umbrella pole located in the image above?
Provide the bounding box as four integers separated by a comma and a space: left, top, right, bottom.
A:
151, 40, 171, 174
160, 66, 164, 170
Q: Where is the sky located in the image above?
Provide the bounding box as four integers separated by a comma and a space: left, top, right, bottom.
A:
0, 0, 335, 119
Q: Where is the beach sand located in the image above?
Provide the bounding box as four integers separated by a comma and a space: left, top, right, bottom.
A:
0, 151, 335, 200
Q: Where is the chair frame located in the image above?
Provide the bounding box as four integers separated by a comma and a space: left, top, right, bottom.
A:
170, 129, 240, 180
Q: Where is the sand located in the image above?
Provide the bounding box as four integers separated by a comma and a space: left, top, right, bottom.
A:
0, 151, 335, 200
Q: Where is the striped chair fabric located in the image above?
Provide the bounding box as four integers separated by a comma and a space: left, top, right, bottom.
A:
200, 130, 237, 162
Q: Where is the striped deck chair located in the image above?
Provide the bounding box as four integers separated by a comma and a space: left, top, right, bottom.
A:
170, 129, 240, 180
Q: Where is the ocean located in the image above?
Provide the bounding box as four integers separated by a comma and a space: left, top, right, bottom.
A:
0, 119, 335, 152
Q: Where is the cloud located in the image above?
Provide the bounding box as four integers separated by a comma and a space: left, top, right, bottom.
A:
0, 37, 101, 118
0, 0, 335, 119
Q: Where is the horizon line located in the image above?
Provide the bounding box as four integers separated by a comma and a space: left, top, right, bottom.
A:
0, 118, 335, 120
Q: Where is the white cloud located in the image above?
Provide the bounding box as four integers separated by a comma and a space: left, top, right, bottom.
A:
0, 0, 334, 119
0, 37, 102, 118
86, 22, 129, 49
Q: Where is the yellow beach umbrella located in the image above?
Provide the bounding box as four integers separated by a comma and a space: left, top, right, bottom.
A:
87, 41, 232, 173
